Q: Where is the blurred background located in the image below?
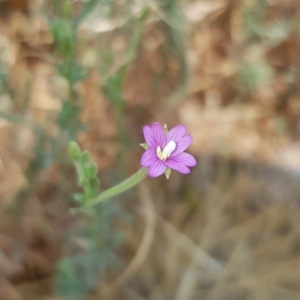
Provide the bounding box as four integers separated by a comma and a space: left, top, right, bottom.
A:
0, 0, 300, 299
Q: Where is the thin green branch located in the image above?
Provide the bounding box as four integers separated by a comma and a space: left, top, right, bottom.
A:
87, 167, 148, 206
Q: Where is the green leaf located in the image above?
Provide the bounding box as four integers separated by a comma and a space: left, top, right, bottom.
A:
63, 0, 72, 18
57, 64, 89, 83
73, 0, 100, 27
140, 143, 149, 150
86, 164, 98, 179
73, 193, 84, 203
165, 168, 171, 179
164, 124, 169, 133
51, 20, 74, 57
69, 141, 81, 159
81, 151, 90, 164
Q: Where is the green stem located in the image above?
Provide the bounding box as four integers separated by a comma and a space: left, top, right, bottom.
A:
87, 167, 148, 206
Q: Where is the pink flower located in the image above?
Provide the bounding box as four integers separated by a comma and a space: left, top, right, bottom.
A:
140, 122, 197, 177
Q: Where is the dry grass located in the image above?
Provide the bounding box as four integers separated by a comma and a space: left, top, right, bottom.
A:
93, 158, 300, 300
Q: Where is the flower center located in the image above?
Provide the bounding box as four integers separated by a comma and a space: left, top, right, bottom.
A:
156, 140, 176, 161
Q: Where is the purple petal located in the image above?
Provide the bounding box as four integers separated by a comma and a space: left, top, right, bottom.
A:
164, 158, 191, 174
171, 152, 197, 167
140, 149, 157, 167
151, 123, 167, 148
172, 135, 193, 156
167, 124, 186, 143
143, 125, 156, 149
148, 160, 167, 177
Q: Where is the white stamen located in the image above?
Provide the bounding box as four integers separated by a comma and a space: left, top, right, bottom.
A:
163, 141, 176, 155
156, 140, 176, 161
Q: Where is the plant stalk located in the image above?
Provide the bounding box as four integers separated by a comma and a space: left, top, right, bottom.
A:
87, 167, 148, 206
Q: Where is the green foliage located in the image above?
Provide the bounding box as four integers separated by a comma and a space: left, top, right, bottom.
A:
240, 0, 295, 94
239, 61, 273, 93
243, 0, 268, 41
0, 67, 7, 91
69, 142, 100, 211
57, 202, 120, 300
51, 19, 75, 59
58, 141, 121, 300
73, 0, 100, 26
261, 20, 294, 45
58, 100, 82, 140
57, 248, 115, 300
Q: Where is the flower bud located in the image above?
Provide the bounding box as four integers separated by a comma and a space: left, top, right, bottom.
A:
69, 141, 81, 159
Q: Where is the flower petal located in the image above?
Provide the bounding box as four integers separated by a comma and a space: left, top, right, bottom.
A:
143, 125, 156, 149
151, 122, 167, 148
140, 148, 157, 167
167, 124, 186, 143
164, 158, 190, 174
171, 152, 197, 167
172, 134, 193, 156
148, 159, 167, 177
